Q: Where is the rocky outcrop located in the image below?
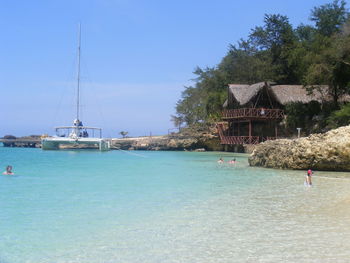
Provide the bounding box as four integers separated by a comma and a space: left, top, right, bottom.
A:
248, 125, 350, 171
111, 134, 223, 151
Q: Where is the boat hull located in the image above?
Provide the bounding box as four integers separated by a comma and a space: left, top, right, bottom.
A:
41, 137, 110, 151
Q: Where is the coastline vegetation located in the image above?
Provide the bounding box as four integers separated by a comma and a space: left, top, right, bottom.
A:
173, 0, 350, 133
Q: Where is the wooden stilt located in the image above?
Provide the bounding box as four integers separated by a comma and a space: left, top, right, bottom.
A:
275, 122, 278, 138
249, 120, 252, 136
249, 120, 252, 144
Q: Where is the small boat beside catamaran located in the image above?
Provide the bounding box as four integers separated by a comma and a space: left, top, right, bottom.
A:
41, 24, 110, 151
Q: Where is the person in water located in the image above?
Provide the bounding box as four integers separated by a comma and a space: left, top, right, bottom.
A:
3, 165, 14, 175
305, 169, 313, 186
218, 158, 224, 164
228, 158, 236, 164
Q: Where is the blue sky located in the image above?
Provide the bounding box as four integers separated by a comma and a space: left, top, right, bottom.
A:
0, 0, 337, 137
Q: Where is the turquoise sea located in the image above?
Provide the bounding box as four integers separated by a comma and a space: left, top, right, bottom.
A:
1, 146, 350, 263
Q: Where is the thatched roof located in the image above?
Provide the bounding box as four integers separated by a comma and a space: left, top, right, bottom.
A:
270, 85, 328, 105
228, 82, 266, 105
223, 84, 246, 107
224, 82, 348, 107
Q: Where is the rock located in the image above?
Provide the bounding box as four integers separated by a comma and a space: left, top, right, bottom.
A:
248, 125, 350, 171
194, 148, 206, 152
109, 131, 223, 151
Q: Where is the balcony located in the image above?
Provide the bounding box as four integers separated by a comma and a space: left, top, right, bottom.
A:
222, 108, 284, 120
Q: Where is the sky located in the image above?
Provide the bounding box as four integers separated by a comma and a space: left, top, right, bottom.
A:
0, 0, 339, 137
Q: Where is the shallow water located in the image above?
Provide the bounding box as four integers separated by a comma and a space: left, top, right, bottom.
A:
1, 147, 350, 263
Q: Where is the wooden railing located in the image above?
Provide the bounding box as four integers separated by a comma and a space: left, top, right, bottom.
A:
222, 108, 284, 120
220, 136, 260, 145
216, 123, 227, 138
219, 135, 278, 145
216, 123, 279, 145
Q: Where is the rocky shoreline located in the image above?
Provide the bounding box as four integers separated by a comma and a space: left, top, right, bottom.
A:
248, 125, 350, 171
1, 131, 225, 152
109, 132, 224, 151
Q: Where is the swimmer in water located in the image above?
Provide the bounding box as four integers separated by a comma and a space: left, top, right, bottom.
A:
218, 158, 224, 164
228, 158, 236, 164
305, 169, 313, 186
3, 165, 14, 175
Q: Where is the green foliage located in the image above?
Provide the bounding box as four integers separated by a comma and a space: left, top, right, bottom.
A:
172, 0, 350, 130
119, 131, 128, 138
303, 31, 350, 106
3, 135, 17, 140
219, 41, 273, 84
249, 14, 299, 83
170, 115, 184, 128
285, 102, 309, 129
175, 86, 206, 125
285, 101, 322, 130
311, 0, 348, 36
327, 103, 350, 128
304, 1, 350, 106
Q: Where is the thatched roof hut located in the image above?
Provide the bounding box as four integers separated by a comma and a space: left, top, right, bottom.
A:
224, 82, 347, 108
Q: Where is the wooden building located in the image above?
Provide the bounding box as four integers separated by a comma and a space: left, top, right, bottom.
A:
217, 82, 331, 145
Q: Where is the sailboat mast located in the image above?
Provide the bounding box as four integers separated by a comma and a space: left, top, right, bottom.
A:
76, 23, 81, 121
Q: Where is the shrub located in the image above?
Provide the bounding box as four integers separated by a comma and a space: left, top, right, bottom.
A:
3, 135, 17, 140
327, 103, 350, 128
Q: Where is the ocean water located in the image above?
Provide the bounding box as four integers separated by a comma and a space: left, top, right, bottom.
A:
1, 147, 350, 263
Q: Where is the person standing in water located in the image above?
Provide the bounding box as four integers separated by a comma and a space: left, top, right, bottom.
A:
3, 165, 14, 175
305, 169, 313, 186
218, 158, 224, 164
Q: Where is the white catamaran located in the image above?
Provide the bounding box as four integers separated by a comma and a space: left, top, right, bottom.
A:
42, 25, 110, 151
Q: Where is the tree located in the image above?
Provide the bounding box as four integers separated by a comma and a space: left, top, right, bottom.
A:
249, 14, 299, 83
219, 40, 273, 84
170, 115, 184, 129
175, 85, 206, 125
304, 22, 350, 106
119, 131, 128, 138
310, 0, 348, 36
